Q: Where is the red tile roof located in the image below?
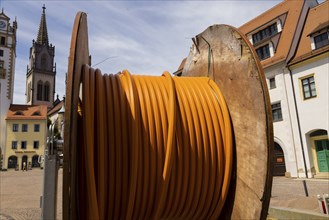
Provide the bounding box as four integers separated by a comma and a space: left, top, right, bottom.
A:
6, 104, 47, 120
239, 0, 306, 68
290, 0, 329, 65
48, 100, 64, 117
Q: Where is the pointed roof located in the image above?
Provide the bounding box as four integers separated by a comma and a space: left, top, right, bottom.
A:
36, 4, 49, 46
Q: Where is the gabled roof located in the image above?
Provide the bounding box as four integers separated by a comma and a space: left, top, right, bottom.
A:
290, 0, 329, 65
48, 100, 64, 117
36, 5, 49, 46
6, 105, 47, 120
239, 0, 309, 68
0, 9, 10, 20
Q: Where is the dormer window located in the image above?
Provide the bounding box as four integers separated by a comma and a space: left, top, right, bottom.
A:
14, 111, 24, 116
32, 111, 41, 116
314, 32, 329, 49
309, 22, 329, 50
256, 44, 270, 60
256, 42, 275, 61
252, 23, 279, 45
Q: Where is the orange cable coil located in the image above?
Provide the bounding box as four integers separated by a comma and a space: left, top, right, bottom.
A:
77, 64, 233, 219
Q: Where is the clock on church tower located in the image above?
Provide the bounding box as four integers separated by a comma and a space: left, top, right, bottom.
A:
0, 20, 6, 29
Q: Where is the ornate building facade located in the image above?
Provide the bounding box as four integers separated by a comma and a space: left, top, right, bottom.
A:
0, 9, 17, 169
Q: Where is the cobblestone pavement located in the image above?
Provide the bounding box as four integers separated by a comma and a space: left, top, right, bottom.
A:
0, 169, 328, 219
0, 168, 62, 220
270, 177, 329, 213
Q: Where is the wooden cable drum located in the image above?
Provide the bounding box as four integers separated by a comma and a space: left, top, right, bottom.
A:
63, 12, 273, 220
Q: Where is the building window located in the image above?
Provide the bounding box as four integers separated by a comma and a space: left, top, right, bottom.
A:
12, 141, 17, 149
37, 81, 43, 101
272, 102, 282, 122
34, 124, 40, 132
269, 77, 276, 89
13, 124, 19, 132
252, 23, 278, 45
0, 36, 5, 46
33, 141, 39, 149
301, 76, 316, 99
44, 82, 50, 101
0, 60, 5, 79
0, 49, 3, 57
256, 44, 271, 61
22, 124, 28, 132
314, 32, 329, 49
21, 141, 27, 149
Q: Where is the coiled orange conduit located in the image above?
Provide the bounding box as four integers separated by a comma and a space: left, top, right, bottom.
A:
77, 64, 233, 219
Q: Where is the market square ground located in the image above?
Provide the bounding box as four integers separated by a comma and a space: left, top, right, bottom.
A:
0, 169, 328, 219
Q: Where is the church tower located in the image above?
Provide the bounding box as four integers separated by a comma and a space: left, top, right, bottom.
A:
26, 5, 56, 107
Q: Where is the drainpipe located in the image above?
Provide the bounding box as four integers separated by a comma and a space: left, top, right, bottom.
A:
287, 66, 309, 178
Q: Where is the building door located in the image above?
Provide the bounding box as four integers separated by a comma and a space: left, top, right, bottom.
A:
273, 142, 286, 176
32, 155, 40, 168
21, 155, 28, 170
315, 139, 329, 172
8, 156, 17, 169
310, 129, 329, 175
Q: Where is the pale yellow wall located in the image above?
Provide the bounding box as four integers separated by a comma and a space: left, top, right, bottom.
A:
5, 119, 47, 170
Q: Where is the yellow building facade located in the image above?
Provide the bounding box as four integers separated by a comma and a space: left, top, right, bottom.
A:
4, 104, 47, 170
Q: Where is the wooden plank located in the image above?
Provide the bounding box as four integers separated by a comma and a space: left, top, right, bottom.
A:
181, 25, 273, 220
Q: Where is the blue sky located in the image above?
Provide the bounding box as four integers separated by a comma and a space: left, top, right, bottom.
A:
0, 0, 280, 104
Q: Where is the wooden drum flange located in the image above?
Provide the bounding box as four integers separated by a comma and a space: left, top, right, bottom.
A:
63, 12, 89, 220
181, 25, 273, 219
63, 12, 273, 220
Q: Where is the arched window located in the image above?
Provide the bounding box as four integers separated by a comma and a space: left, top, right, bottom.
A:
32, 155, 40, 168
44, 81, 50, 102
7, 156, 17, 169
41, 54, 48, 70
37, 80, 43, 101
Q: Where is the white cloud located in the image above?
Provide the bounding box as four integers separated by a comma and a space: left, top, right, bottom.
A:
1, 0, 280, 104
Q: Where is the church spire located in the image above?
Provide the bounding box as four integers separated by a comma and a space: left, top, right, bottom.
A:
36, 4, 49, 46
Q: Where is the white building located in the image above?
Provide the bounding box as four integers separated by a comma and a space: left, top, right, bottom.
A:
288, 1, 329, 178
0, 9, 17, 169
239, 0, 328, 178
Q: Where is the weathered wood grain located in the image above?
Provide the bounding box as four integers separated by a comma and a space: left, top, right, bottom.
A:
181, 25, 273, 220
63, 12, 89, 220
